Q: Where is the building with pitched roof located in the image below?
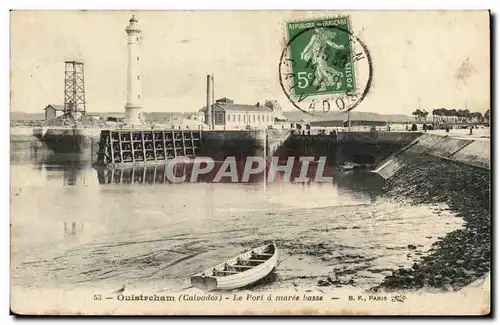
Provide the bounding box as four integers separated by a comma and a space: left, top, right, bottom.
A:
43, 104, 65, 120
198, 97, 278, 129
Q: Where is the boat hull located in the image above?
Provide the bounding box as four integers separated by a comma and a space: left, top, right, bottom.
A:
341, 162, 376, 172
191, 243, 278, 291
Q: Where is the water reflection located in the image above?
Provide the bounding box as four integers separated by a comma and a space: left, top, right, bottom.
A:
95, 163, 268, 185
15, 147, 386, 199
28, 151, 91, 186
95, 163, 385, 199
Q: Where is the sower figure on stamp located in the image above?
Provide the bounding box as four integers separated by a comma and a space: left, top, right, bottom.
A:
300, 28, 344, 91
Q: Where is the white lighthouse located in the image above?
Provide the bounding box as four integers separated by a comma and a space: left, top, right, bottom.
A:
125, 15, 143, 125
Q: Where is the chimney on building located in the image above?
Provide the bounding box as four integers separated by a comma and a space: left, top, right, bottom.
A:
206, 75, 213, 129
211, 74, 215, 127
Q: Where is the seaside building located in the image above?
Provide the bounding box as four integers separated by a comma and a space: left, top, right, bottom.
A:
199, 98, 275, 129
43, 104, 64, 121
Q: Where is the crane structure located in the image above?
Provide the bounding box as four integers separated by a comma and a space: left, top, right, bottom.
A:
63, 60, 87, 119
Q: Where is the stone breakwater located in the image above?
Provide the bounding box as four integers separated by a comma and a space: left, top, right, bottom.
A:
373, 151, 490, 292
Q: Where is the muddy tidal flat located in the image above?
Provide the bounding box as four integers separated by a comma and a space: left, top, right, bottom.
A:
10, 150, 482, 294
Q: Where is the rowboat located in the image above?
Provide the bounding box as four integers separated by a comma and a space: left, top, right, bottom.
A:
190, 242, 278, 291
340, 162, 356, 171
340, 162, 376, 172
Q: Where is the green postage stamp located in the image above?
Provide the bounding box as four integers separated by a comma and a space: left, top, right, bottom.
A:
286, 16, 356, 97
280, 15, 372, 114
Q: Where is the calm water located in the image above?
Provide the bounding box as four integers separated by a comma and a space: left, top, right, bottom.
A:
11, 150, 464, 292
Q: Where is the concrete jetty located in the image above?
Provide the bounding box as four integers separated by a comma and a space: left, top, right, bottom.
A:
373, 133, 490, 180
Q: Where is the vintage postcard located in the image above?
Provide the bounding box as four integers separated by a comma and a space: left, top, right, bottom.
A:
10, 10, 491, 315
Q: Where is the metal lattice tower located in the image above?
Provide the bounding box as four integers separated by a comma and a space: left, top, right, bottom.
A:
64, 60, 86, 117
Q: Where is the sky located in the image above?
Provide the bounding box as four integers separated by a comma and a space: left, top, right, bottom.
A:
10, 10, 490, 115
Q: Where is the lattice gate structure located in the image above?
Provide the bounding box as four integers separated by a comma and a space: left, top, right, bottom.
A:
97, 130, 202, 166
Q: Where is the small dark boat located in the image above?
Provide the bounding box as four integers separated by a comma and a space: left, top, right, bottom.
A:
341, 162, 376, 172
